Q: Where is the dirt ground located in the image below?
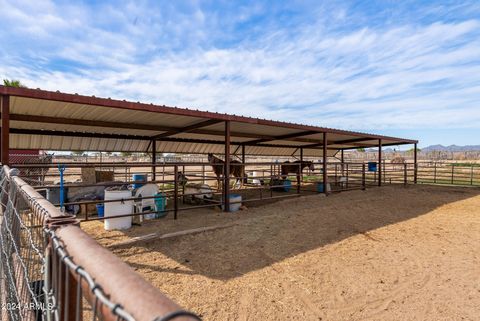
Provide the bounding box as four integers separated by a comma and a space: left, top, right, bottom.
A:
82, 184, 480, 321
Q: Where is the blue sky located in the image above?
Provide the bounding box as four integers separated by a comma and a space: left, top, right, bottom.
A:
1, 0, 479, 148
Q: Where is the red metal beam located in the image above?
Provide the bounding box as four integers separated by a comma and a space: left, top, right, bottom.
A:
6, 128, 342, 150
414, 143, 418, 184
304, 137, 374, 148
224, 121, 230, 212
378, 139, 382, 187
323, 132, 328, 195
6, 113, 320, 144
152, 119, 222, 139
1, 95, 10, 165
246, 130, 317, 145
151, 139, 156, 181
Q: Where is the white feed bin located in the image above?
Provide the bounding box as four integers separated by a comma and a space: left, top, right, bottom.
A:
222, 194, 242, 212
104, 189, 133, 230
252, 171, 261, 185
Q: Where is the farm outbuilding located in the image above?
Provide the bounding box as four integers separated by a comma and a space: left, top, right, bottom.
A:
0, 85, 424, 321
0, 85, 418, 212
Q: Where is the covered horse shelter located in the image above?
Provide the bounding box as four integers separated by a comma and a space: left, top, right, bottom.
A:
0, 85, 418, 220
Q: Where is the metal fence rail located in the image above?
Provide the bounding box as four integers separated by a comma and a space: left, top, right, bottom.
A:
416, 162, 480, 186
0, 165, 200, 321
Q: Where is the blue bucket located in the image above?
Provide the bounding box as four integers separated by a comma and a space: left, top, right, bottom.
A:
154, 193, 167, 218
96, 203, 104, 218
368, 162, 377, 172
132, 174, 147, 189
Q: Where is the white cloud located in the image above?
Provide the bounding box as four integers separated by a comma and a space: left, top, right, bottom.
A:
0, 1, 479, 132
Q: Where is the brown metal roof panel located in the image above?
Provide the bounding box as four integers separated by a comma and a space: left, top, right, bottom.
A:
10, 96, 204, 128
10, 120, 161, 137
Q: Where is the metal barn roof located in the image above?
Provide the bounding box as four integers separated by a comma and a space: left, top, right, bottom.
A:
0, 86, 417, 157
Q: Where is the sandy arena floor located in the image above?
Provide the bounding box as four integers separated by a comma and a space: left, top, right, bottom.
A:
82, 185, 480, 321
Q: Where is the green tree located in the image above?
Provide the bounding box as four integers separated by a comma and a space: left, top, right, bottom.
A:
120, 152, 133, 157
356, 148, 365, 152
3, 79, 26, 88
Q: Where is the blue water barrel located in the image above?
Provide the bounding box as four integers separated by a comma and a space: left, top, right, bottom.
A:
155, 193, 167, 218
96, 203, 104, 217
316, 182, 331, 193
132, 174, 147, 189
368, 162, 377, 172
283, 179, 292, 192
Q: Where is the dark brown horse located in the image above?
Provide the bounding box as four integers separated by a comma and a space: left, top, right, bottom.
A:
208, 153, 246, 188
281, 160, 315, 185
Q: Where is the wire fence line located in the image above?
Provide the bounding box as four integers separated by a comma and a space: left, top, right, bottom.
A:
0, 165, 201, 321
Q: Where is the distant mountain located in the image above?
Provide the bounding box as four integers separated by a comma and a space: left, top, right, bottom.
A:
422, 144, 480, 152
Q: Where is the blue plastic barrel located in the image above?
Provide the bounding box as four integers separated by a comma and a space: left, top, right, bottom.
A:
132, 174, 147, 189
154, 193, 167, 218
96, 203, 104, 217
368, 162, 377, 172
283, 179, 292, 192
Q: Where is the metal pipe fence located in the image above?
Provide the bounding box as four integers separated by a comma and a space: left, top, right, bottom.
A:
415, 162, 480, 186
0, 165, 200, 321
13, 160, 480, 227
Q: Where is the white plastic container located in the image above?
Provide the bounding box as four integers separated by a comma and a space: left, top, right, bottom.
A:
222, 194, 242, 212
134, 184, 159, 220
104, 189, 133, 230
252, 171, 261, 185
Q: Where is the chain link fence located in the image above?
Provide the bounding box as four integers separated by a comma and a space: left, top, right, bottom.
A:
0, 165, 201, 321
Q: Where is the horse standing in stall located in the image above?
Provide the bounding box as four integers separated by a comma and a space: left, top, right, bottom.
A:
207, 153, 246, 189
280, 160, 315, 186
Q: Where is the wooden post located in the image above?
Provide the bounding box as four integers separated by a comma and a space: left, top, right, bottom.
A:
378, 139, 382, 187
323, 132, 328, 195
404, 163, 407, 186
414, 143, 418, 184
1, 95, 10, 165
434, 162, 437, 184
151, 139, 156, 181
224, 121, 230, 212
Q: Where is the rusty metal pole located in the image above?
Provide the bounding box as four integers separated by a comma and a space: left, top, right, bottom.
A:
224, 121, 230, 212
341, 149, 345, 176
378, 139, 382, 187
0, 97, 2, 160
241, 144, 245, 184
362, 163, 366, 190
151, 139, 156, 181
404, 163, 408, 186
1, 95, 10, 165
414, 143, 418, 184
323, 132, 328, 195
174, 164, 178, 219
298, 148, 303, 193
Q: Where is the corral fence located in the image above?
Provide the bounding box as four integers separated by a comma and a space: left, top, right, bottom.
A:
415, 161, 480, 186
9, 160, 421, 223
0, 165, 201, 321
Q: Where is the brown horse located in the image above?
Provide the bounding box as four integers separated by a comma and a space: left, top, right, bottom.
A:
281, 160, 315, 185
208, 153, 246, 188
